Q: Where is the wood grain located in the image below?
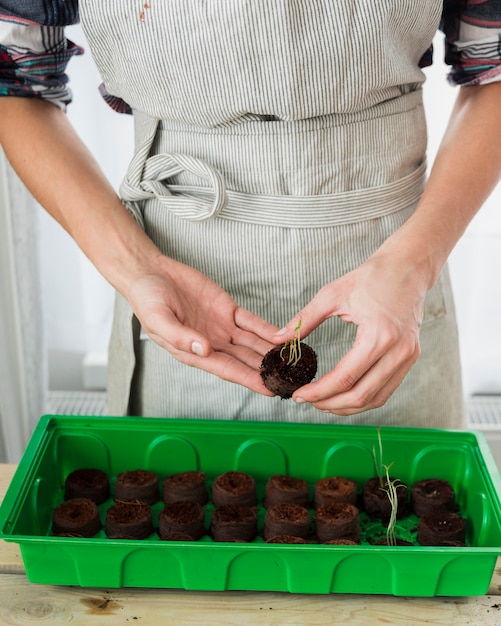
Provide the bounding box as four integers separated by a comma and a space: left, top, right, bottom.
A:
0, 464, 24, 573
0, 463, 16, 499
0, 573, 500, 626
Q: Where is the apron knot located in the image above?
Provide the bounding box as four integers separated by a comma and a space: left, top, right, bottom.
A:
120, 151, 227, 222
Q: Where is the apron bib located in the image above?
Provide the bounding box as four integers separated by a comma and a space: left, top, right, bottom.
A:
80, 0, 465, 428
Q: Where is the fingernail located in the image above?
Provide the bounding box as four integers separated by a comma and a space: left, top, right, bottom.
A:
294, 397, 305, 404
275, 327, 287, 336
191, 341, 204, 356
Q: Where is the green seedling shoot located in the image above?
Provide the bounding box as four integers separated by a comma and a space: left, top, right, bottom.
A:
373, 428, 404, 544
373, 427, 385, 487
381, 462, 404, 546
280, 319, 303, 367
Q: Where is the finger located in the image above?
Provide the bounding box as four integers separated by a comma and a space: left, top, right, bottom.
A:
271, 288, 338, 343
166, 347, 275, 396
220, 340, 270, 370
296, 344, 418, 414
230, 327, 276, 358
295, 321, 418, 404
142, 309, 213, 358
235, 307, 280, 342
310, 360, 413, 416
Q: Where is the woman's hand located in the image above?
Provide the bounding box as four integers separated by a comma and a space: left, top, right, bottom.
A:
272, 249, 428, 415
273, 82, 501, 415
127, 257, 278, 395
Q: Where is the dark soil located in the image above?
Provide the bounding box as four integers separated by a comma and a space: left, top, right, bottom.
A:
263, 503, 311, 541
417, 510, 466, 546
314, 476, 358, 508
314, 502, 361, 543
362, 476, 408, 522
114, 469, 159, 505
211, 471, 257, 507
158, 501, 205, 540
52, 497, 101, 537
266, 535, 308, 544
160, 533, 195, 541
64, 468, 110, 505
162, 471, 208, 506
411, 478, 456, 517
264, 474, 310, 508
260, 343, 317, 399
105, 501, 154, 540
210, 505, 258, 542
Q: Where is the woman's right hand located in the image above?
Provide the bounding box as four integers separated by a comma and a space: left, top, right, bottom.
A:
126, 256, 278, 395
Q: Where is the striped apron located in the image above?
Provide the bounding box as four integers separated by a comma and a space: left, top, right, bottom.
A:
80, 0, 465, 428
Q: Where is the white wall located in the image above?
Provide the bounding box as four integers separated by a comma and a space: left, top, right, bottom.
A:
37, 24, 134, 388
423, 35, 501, 396
39, 28, 501, 396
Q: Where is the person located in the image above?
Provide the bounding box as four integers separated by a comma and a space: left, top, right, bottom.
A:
1, 1, 501, 428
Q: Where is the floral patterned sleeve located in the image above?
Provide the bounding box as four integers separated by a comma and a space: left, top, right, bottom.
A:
0, 0, 82, 110
441, 0, 501, 86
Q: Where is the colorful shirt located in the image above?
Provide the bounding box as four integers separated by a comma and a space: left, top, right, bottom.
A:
0, 0, 82, 109
1, 0, 501, 113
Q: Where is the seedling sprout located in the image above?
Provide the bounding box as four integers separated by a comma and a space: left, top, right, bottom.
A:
280, 319, 303, 367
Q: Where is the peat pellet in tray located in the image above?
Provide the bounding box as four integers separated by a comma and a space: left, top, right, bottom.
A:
314, 476, 358, 508
411, 478, 456, 517
263, 503, 311, 541
52, 498, 101, 538
105, 501, 154, 540
64, 468, 110, 505
362, 476, 408, 521
314, 502, 361, 544
162, 471, 208, 506
264, 474, 310, 508
114, 469, 159, 505
210, 505, 258, 542
158, 501, 205, 540
211, 471, 257, 508
417, 510, 467, 546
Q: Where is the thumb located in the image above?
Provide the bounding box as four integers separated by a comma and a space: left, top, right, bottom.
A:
272, 293, 334, 343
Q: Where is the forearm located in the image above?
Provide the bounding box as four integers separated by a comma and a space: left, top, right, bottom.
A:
376, 81, 501, 289
0, 97, 162, 297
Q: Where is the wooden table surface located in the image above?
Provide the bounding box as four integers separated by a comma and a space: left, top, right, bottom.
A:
1, 463, 500, 626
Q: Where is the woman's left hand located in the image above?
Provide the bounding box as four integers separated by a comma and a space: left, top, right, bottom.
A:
272, 250, 428, 415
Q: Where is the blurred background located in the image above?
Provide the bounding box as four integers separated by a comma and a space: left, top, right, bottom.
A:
1, 26, 500, 465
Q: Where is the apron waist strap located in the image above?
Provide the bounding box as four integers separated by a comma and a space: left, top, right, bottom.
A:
120, 149, 426, 228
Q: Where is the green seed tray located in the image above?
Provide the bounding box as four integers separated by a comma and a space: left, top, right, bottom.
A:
1, 414, 501, 596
